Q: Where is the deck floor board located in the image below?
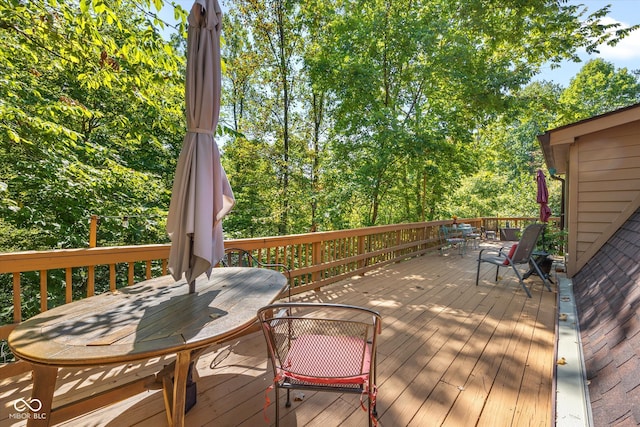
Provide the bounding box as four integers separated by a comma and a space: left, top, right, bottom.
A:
1, 243, 557, 427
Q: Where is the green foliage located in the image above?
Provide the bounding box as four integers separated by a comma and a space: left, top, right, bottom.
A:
558, 58, 640, 125
295, 0, 615, 226
0, 0, 186, 249
449, 80, 561, 218
544, 226, 567, 256
447, 60, 633, 222
221, 136, 281, 238
218, 0, 640, 233
1, 0, 639, 249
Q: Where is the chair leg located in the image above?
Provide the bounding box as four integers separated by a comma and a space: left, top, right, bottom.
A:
511, 266, 532, 298
475, 259, 482, 286
368, 378, 376, 427
372, 364, 378, 418
286, 389, 291, 407
275, 385, 280, 427
369, 394, 374, 427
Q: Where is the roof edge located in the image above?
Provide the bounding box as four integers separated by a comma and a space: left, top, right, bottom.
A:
555, 276, 593, 426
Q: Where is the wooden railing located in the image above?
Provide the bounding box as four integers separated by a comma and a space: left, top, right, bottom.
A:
1, 217, 550, 345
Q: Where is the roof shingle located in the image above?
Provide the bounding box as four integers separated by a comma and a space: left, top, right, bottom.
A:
573, 207, 640, 425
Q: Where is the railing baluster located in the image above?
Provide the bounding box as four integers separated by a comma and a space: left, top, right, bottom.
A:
109, 264, 116, 292
1, 218, 557, 341
40, 270, 47, 312
88, 266, 95, 297
128, 263, 134, 286
13, 272, 21, 323
65, 268, 72, 303
312, 241, 321, 283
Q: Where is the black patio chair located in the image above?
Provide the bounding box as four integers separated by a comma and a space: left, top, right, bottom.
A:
475, 223, 552, 298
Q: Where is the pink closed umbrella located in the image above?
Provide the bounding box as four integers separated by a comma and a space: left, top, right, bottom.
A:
166, 0, 235, 293
536, 169, 551, 223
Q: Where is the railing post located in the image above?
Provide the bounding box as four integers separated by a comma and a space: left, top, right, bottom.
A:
88, 215, 98, 297
89, 215, 99, 248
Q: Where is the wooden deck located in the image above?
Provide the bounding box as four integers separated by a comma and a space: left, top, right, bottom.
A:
1, 243, 558, 427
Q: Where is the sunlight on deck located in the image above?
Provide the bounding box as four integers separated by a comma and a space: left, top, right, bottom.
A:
1, 242, 558, 427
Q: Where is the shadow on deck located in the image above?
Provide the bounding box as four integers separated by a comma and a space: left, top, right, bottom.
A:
1, 242, 558, 427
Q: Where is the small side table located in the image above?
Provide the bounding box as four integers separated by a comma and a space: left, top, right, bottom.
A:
524, 251, 555, 284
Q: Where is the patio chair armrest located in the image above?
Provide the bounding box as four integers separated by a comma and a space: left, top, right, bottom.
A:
478, 248, 515, 265
497, 245, 514, 255
478, 248, 503, 259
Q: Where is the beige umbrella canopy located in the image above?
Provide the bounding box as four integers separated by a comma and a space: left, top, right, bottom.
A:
167, 0, 235, 292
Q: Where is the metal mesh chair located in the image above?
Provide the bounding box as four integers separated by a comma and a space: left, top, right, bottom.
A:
439, 225, 466, 256
475, 223, 552, 298
257, 303, 381, 427
458, 223, 481, 249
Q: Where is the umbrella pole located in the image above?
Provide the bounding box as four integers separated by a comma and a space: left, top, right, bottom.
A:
189, 280, 196, 294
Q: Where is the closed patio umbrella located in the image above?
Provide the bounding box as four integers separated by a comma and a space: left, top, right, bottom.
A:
167, 0, 235, 293
537, 169, 551, 223
536, 169, 551, 252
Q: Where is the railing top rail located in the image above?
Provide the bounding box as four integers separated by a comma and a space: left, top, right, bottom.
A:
0, 244, 169, 274
0, 216, 559, 340
0, 217, 557, 274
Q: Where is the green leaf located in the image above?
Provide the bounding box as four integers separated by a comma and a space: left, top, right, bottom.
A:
7, 129, 20, 143
94, 1, 106, 14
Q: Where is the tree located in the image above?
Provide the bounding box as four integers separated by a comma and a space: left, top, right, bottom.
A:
2, 0, 636, 252
300, 0, 623, 225
227, 0, 308, 235
448, 57, 640, 221
558, 59, 640, 125
0, 0, 187, 249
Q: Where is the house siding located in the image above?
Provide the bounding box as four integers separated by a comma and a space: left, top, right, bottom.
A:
569, 120, 640, 275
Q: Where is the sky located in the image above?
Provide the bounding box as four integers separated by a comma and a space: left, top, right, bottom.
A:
159, 0, 640, 88
536, 0, 640, 87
